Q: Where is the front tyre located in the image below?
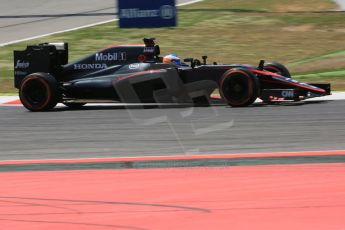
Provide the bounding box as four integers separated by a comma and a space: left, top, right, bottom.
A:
220, 68, 260, 107
264, 62, 291, 78
19, 73, 60, 112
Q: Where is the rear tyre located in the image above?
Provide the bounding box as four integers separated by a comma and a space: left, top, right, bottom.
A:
264, 62, 291, 78
19, 73, 60, 112
220, 68, 260, 107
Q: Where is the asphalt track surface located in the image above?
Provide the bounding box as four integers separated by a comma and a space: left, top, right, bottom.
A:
0, 100, 344, 161
0, 0, 197, 45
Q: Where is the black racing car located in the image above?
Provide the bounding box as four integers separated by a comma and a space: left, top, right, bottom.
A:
14, 38, 331, 111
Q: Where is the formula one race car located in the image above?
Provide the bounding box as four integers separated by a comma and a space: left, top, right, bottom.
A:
14, 38, 331, 111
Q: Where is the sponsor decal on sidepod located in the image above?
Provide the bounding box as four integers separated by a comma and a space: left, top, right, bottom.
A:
74, 63, 108, 70
15, 60, 30, 69
73, 52, 127, 70
129, 63, 140, 69
95, 52, 127, 61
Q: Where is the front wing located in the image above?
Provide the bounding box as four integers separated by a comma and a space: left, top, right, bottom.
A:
260, 83, 331, 102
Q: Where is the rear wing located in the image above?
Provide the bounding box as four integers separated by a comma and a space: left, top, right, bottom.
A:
13, 43, 68, 88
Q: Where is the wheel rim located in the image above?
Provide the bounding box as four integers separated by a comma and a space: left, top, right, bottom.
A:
21, 78, 49, 107
223, 74, 251, 104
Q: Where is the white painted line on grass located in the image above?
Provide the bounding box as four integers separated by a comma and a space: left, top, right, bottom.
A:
333, 0, 345, 10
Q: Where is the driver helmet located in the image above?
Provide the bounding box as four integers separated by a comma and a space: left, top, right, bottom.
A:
163, 54, 181, 66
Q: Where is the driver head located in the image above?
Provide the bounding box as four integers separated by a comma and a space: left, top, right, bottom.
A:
163, 54, 181, 66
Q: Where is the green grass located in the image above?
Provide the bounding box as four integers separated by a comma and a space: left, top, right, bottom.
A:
1, 0, 344, 93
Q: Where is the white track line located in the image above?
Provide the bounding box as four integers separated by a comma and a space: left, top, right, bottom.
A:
0, 96, 18, 104
0, 19, 117, 47
1, 149, 344, 164
177, 0, 204, 7
0, 0, 204, 47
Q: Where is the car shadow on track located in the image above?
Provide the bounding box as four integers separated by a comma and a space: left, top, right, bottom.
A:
258, 100, 329, 107
50, 100, 330, 112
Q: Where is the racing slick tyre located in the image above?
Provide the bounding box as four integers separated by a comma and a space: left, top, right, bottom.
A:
63, 102, 86, 109
261, 62, 291, 103
264, 62, 291, 78
19, 73, 61, 112
220, 68, 260, 107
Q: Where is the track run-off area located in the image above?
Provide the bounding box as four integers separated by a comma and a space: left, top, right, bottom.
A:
0, 151, 345, 230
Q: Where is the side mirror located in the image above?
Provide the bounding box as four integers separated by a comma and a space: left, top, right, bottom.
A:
258, 60, 265, 70
184, 58, 194, 62
183, 58, 196, 68
154, 45, 160, 59
202, 56, 208, 65
193, 59, 201, 66
143, 38, 156, 46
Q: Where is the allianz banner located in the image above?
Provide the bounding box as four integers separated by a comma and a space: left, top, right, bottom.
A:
118, 0, 177, 28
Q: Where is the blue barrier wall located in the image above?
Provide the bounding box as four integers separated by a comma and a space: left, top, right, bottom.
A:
118, 0, 176, 28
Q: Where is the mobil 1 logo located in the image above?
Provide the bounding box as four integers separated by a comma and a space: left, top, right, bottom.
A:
95, 52, 127, 62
